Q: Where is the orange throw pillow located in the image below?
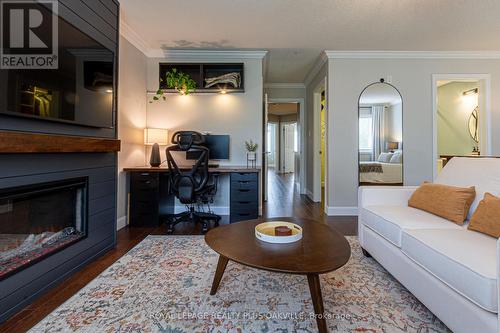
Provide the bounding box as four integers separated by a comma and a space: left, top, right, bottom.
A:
468, 193, 500, 237
408, 182, 476, 224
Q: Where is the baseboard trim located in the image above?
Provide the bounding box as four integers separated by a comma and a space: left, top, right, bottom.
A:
306, 189, 316, 201
117, 216, 127, 230
174, 206, 230, 215
326, 206, 358, 216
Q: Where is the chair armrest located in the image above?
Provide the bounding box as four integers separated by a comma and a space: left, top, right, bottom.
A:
358, 186, 418, 209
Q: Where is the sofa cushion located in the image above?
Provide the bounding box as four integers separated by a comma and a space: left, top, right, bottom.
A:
360, 205, 462, 247
468, 193, 500, 238
408, 182, 476, 225
436, 157, 500, 219
402, 229, 497, 313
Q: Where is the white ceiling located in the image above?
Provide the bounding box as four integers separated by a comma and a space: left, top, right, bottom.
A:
359, 83, 401, 105
119, 0, 500, 83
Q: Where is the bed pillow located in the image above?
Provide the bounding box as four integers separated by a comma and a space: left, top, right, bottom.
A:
377, 152, 393, 163
468, 193, 500, 237
389, 151, 402, 163
408, 182, 476, 225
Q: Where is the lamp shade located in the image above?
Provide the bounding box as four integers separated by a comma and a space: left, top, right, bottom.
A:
144, 128, 168, 145
386, 141, 399, 150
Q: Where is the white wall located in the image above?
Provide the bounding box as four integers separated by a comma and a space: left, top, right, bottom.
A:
329, 57, 500, 210
437, 81, 479, 155
117, 37, 147, 229
264, 86, 305, 100
146, 57, 264, 211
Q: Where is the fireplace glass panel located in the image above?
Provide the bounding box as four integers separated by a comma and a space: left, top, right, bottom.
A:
0, 178, 87, 279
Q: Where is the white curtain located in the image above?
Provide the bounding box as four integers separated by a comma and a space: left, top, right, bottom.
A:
371, 105, 385, 160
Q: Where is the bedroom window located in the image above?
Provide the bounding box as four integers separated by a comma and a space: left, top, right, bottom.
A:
359, 116, 373, 151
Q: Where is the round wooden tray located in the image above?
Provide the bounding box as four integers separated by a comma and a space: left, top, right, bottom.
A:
255, 221, 303, 244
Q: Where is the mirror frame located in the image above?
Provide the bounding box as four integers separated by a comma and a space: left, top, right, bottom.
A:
468, 106, 480, 143
357, 78, 404, 186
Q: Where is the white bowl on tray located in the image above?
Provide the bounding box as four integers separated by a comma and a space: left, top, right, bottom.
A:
255, 221, 303, 244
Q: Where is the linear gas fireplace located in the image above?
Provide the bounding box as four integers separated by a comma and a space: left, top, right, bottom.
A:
0, 177, 88, 280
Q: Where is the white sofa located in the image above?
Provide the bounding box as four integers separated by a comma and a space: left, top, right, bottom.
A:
358, 157, 500, 333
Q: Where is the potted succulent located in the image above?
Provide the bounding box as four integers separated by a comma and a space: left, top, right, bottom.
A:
245, 140, 258, 168
151, 68, 197, 102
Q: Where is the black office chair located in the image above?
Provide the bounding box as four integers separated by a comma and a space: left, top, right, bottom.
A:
164, 131, 221, 234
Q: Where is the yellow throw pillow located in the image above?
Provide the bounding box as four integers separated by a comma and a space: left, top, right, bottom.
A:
468, 193, 500, 238
408, 182, 476, 225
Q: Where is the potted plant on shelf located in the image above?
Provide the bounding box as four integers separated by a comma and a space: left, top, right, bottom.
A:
245, 140, 258, 168
151, 68, 197, 102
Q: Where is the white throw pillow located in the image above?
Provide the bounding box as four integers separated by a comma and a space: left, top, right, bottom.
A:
390, 151, 402, 163
377, 152, 393, 163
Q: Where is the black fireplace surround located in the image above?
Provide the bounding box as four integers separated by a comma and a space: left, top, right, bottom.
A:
0, 177, 88, 280
0, 0, 119, 323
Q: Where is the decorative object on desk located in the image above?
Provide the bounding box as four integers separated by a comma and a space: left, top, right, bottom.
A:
204, 72, 241, 89
255, 221, 302, 243
144, 128, 169, 167
245, 139, 258, 168
151, 68, 197, 102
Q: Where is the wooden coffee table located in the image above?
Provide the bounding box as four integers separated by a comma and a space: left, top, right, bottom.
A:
205, 218, 351, 333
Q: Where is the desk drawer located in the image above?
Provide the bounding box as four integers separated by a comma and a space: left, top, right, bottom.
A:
230, 210, 258, 223
230, 180, 258, 192
131, 172, 159, 189
230, 200, 258, 223
231, 172, 258, 183
231, 189, 258, 202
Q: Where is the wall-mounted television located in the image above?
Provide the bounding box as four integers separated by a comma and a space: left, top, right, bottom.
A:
0, 5, 115, 128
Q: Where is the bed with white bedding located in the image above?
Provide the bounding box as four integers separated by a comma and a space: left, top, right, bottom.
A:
359, 161, 402, 184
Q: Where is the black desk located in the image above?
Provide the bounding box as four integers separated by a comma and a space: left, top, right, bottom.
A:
124, 166, 261, 226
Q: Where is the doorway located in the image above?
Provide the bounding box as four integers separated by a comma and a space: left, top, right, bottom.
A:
264, 100, 302, 217
432, 74, 491, 178
312, 78, 327, 209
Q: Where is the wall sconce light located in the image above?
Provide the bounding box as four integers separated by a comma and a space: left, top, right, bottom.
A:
463, 88, 478, 96
144, 128, 169, 167
220, 89, 227, 94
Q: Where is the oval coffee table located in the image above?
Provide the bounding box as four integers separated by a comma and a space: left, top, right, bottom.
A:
205, 218, 351, 333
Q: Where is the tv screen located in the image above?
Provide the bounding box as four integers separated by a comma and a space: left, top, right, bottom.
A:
0, 6, 115, 128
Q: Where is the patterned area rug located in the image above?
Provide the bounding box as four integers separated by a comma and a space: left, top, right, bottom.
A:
30, 236, 449, 333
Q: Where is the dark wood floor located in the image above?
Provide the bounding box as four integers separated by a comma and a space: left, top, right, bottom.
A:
0, 170, 357, 332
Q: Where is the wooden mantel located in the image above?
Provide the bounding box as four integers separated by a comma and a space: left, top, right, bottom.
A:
0, 131, 121, 153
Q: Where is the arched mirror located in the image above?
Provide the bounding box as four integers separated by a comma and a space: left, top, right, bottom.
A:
358, 79, 403, 185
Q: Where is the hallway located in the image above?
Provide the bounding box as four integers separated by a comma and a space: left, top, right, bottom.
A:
264, 169, 356, 235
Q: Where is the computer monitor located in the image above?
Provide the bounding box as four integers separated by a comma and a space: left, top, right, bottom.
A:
186, 134, 230, 160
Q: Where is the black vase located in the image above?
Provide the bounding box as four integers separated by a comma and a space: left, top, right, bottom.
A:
149, 143, 161, 167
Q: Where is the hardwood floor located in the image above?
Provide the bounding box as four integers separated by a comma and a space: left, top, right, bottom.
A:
0, 170, 357, 332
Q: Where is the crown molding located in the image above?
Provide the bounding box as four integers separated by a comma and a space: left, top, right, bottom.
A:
147, 49, 268, 60
324, 51, 500, 59
119, 18, 150, 56
264, 83, 305, 89
304, 51, 329, 86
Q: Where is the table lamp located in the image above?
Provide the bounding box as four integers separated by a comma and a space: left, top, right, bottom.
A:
386, 141, 399, 152
144, 128, 168, 167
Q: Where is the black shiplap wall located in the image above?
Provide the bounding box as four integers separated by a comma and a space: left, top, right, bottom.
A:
0, 0, 120, 322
